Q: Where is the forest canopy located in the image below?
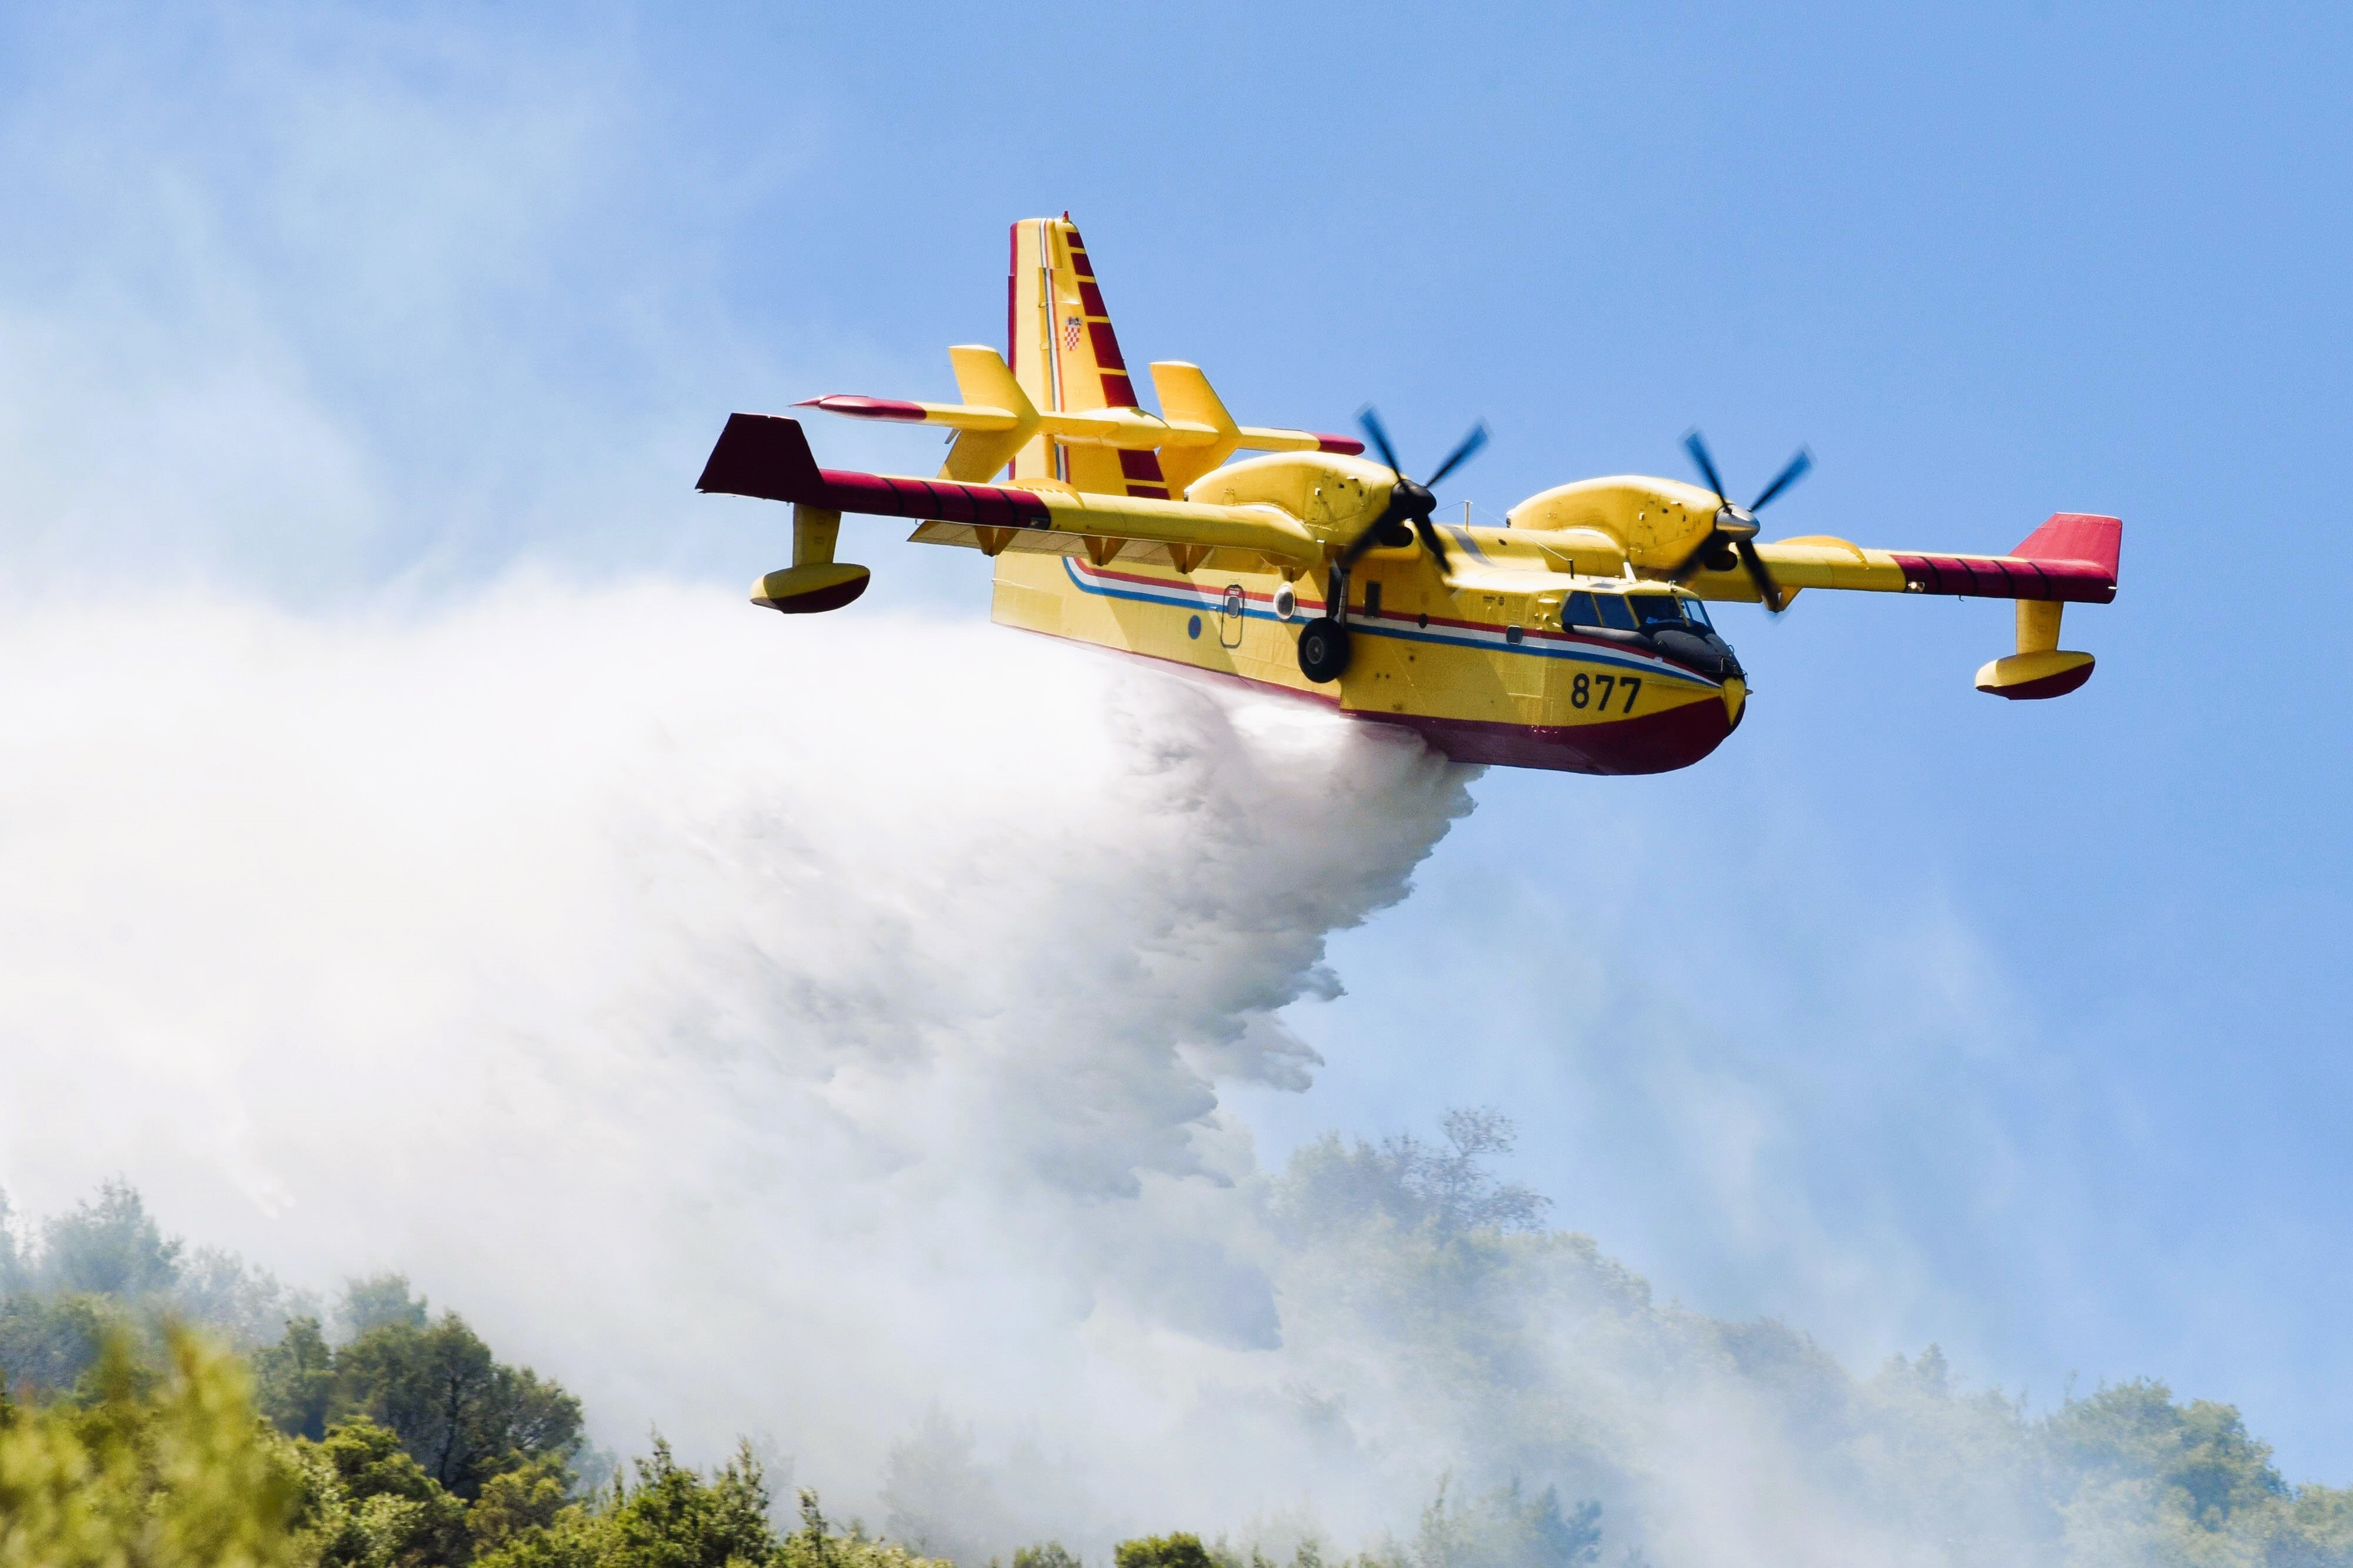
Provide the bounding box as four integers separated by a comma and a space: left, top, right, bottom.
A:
4, 1116, 2349, 1567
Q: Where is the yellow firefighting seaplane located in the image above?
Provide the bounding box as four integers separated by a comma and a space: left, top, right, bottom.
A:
695, 215, 2122, 775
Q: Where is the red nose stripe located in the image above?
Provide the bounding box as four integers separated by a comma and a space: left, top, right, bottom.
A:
1372, 693, 1735, 776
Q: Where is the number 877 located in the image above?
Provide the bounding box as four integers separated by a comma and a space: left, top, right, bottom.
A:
1569, 672, 1641, 713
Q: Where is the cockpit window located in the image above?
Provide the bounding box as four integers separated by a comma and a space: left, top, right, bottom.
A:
1562, 590, 1599, 628
1681, 596, 1712, 629
1629, 595, 1685, 628
1595, 595, 1638, 632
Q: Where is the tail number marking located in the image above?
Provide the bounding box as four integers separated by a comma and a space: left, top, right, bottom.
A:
1569, 673, 1641, 713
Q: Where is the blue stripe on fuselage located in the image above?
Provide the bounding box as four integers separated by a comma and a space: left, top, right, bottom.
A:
1057, 558, 1718, 689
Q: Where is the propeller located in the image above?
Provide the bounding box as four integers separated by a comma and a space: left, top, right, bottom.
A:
1671, 430, 1812, 613
1339, 407, 1490, 577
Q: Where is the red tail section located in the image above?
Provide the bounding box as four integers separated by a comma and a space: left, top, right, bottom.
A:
1007, 215, 1168, 496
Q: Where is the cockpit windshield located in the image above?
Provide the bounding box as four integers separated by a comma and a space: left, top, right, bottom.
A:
1681, 596, 1712, 628
1628, 595, 1687, 629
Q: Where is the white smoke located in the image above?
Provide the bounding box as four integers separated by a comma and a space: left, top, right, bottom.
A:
0, 579, 1479, 1528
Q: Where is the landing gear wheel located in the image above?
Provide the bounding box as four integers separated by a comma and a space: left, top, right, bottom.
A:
1297, 616, 1352, 683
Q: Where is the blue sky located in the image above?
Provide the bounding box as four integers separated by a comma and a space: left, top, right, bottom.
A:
5, 1, 2349, 1480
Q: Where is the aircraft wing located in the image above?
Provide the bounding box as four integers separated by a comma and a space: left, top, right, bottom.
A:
1681, 513, 2121, 610
695, 413, 1324, 572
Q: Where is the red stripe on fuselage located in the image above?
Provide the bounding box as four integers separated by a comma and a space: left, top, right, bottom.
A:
1015, 625, 1736, 776
1068, 561, 1718, 670
1369, 699, 1733, 775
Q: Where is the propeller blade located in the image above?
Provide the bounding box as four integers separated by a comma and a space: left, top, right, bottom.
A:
1358, 406, 1404, 479
1682, 429, 1728, 503
1414, 514, 1454, 576
1668, 532, 1718, 583
1748, 447, 1813, 512
1424, 422, 1491, 490
1735, 538, 1784, 614
1337, 512, 1392, 572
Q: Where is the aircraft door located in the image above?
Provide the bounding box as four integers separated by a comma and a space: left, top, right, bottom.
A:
1219, 583, 1246, 649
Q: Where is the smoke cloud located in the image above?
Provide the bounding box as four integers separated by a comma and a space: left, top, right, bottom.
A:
0, 580, 1484, 1527
4, 588, 2332, 1568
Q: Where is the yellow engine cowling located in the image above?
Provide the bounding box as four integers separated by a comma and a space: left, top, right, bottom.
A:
1505, 475, 1719, 571
1183, 452, 1392, 541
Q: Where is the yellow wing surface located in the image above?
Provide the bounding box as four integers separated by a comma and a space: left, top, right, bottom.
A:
694, 413, 1330, 581
1501, 473, 2119, 698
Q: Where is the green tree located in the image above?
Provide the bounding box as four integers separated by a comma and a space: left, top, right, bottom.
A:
1115, 1533, 1217, 1568
779, 1489, 952, 1568
2049, 1379, 2288, 1529
1014, 1544, 1083, 1568
338, 1275, 431, 1342
332, 1313, 582, 1498
883, 1407, 1020, 1564
291, 1414, 471, 1567
468, 1454, 575, 1553
254, 1316, 336, 1441
601, 1436, 779, 1568
0, 1292, 113, 1398
36, 1179, 184, 1300
1413, 1476, 1602, 1568
0, 1188, 22, 1295
1270, 1109, 1549, 1245
0, 1325, 302, 1567
176, 1246, 310, 1349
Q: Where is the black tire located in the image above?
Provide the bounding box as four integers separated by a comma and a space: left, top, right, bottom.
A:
1297, 617, 1352, 683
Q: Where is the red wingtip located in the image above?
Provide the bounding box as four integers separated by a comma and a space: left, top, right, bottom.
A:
696, 413, 824, 503
1315, 433, 1368, 455
2011, 513, 2122, 579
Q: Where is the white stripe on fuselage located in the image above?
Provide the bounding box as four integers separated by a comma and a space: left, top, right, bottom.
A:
1060, 558, 1719, 689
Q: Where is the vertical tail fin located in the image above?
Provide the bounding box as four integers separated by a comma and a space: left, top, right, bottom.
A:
1007, 215, 1169, 497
